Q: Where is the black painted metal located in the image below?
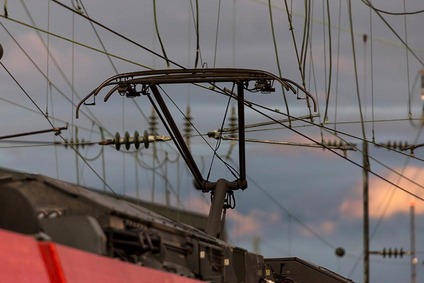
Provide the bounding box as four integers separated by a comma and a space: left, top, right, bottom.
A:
53, 68, 355, 282
149, 84, 204, 187
76, 68, 318, 240
205, 179, 228, 238
237, 83, 246, 184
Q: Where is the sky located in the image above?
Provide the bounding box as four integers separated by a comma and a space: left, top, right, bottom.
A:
1, 1, 424, 282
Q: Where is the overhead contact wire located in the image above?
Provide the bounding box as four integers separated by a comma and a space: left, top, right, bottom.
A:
1, 62, 54, 128
235, 95, 424, 196
300, 0, 311, 83
369, 2, 375, 142
189, 0, 201, 68
79, 1, 118, 74
206, 84, 236, 182
0, 22, 108, 134
360, 0, 424, 16
212, 0, 222, 68
403, 0, 412, 119
282, 0, 313, 119
268, 1, 291, 126
153, 0, 170, 67
362, 0, 424, 67
0, 61, 117, 198
46, 1, 51, 118
51, 0, 183, 68
158, 85, 239, 179
2, 6, 109, 135
348, 0, 367, 141
322, 0, 332, 123
333, 0, 342, 134
246, 103, 424, 201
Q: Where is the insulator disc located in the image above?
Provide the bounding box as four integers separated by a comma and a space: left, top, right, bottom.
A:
115, 132, 121, 151
143, 130, 149, 149
134, 131, 140, 149
124, 131, 131, 150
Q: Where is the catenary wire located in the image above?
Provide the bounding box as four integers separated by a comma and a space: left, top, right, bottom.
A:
225, 94, 424, 200
212, 0, 221, 68
0, 14, 152, 69
51, 0, 184, 69
153, 0, 170, 67
361, 0, 424, 16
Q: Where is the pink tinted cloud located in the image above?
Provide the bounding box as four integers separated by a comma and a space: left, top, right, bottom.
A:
227, 209, 282, 238
183, 196, 260, 235
184, 196, 210, 214
183, 195, 283, 239
299, 220, 336, 238
340, 166, 424, 219
184, 195, 340, 240
227, 209, 263, 235
5, 32, 94, 77
5, 33, 48, 74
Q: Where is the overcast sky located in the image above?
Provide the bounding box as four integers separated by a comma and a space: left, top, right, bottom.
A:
1, 1, 424, 282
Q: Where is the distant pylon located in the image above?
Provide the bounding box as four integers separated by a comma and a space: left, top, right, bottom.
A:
420, 70, 424, 101
226, 105, 237, 159
253, 236, 260, 254
410, 202, 416, 283
149, 107, 158, 203
184, 105, 193, 150
149, 108, 158, 136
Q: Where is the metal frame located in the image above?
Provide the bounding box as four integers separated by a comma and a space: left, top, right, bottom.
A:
76, 68, 316, 238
